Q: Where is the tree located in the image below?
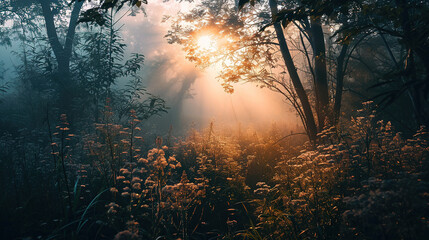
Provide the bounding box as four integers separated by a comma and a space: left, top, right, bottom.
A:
166, 0, 357, 143
74, 9, 167, 122
0, 0, 85, 111
259, 0, 429, 127
39, 0, 83, 78
56, 0, 429, 131
0, 0, 166, 124
0, 62, 6, 104
334, 0, 429, 126
0, 0, 146, 111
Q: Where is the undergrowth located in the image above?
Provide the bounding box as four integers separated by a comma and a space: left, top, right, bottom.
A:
0, 102, 428, 239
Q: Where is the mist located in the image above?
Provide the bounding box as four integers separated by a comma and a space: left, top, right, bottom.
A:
0, 1, 428, 239
117, 2, 299, 134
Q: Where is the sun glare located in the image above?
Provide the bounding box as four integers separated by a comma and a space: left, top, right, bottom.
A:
196, 35, 217, 52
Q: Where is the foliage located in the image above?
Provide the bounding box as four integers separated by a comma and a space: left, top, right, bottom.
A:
238, 0, 429, 127
0, 1, 428, 239
0, 0, 167, 129
165, 0, 362, 143
165, 0, 279, 93
235, 102, 428, 240
166, 0, 429, 142
73, 10, 167, 122
76, 0, 148, 25
1, 102, 428, 239
0, 63, 7, 104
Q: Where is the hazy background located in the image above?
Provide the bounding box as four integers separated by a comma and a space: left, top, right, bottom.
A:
0, 0, 299, 135
122, 1, 298, 133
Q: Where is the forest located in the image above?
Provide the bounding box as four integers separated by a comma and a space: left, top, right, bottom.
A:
0, 0, 428, 239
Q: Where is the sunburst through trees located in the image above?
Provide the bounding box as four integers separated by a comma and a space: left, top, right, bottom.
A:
0, 0, 428, 239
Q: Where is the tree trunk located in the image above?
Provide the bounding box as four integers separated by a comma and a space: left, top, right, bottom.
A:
333, 43, 348, 124
39, 0, 83, 112
269, 0, 318, 143
395, 0, 429, 126
39, 0, 83, 79
310, 18, 329, 129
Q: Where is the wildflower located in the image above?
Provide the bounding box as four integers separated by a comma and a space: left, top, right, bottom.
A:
131, 193, 140, 199
131, 177, 141, 183
145, 178, 154, 184
120, 168, 130, 175
132, 183, 141, 190
110, 187, 118, 194
107, 207, 117, 214
254, 187, 269, 195
138, 158, 148, 164
106, 202, 119, 208
120, 139, 130, 144
226, 218, 238, 226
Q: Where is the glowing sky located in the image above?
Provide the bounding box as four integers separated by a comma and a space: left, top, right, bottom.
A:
121, 1, 299, 131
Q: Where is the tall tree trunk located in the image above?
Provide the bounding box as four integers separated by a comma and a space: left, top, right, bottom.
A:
39, 0, 83, 112
269, 0, 318, 142
310, 18, 329, 129
333, 43, 348, 124
39, 0, 83, 78
395, 0, 429, 126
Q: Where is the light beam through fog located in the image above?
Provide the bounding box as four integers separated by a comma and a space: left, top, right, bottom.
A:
1, 1, 425, 239
121, 1, 299, 134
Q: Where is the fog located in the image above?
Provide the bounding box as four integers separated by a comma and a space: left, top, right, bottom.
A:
0, 0, 298, 135
1, 1, 427, 239
120, 1, 298, 133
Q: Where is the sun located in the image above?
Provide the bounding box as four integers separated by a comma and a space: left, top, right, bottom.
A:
196, 35, 217, 52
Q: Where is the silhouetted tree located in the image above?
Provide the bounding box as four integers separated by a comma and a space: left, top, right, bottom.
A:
166, 0, 357, 143
244, 0, 429, 127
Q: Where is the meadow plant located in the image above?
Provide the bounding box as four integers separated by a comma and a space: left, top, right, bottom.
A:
1, 102, 427, 240
240, 102, 428, 240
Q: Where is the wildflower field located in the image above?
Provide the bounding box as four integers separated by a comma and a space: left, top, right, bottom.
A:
0, 103, 427, 240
